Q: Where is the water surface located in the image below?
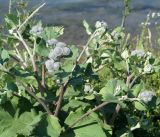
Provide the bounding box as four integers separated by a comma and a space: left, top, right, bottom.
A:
0, 0, 160, 44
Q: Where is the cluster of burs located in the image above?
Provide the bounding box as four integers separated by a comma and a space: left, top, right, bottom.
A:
29, 23, 71, 74
45, 39, 71, 74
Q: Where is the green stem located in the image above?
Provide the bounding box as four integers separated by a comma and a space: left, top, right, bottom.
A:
9, 0, 12, 14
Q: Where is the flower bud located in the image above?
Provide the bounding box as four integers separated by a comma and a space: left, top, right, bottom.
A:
30, 24, 43, 36
95, 21, 108, 29
62, 47, 71, 56
53, 62, 60, 71
131, 50, 145, 57
56, 79, 61, 84
47, 39, 58, 46
143, 64, 154, 74
48, 69, 54, 74
45, 59, 55, 70
121, 50, 129, 59
56, 42, 66, 48
139, 91, 155, 103
53, 46, 63, 57
48, 49, 58, 60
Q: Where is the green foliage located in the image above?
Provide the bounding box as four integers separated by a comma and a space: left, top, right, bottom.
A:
0, 107, 42, 137
35, 115, 61, 137
64, 108, 107, 137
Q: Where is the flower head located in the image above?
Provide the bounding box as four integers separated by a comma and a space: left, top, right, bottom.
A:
143, 64, 154, 74
62, 47, 71, 56
95, 21, 108, 29
48, 49, 58, 60
139, 91, 155, 103
52, 62, 60, 71
45, 59, 55, 70
53, 46, 63, 57
56, 42, 66, 48
45, 59, 60, 73
47, 39, 58, 46
30, 24, 43, 36
131, 50, 145, 57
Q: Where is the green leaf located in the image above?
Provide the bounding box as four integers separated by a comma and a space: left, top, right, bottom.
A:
42, 26, 64, 40
62, 45, 79, 72
0, 109, 42, 137
1, 49, 10, 61
35, 114, 61, 137
62, 100, 90, 112
64, 86, 80, 98
99, 79, 127, 101
65, 108, 107, 137
134, 101, 147, 111
5, 14, 19, 29
35, 39, 50, 57
83, 20, 92, 35
132, 82, 144, 97
84, 94, 95, 100
46, 115, 61, 137
114, 61, 126, 71
6, 82, 18, 92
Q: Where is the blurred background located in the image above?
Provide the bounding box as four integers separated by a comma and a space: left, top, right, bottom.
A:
0, 0, 160, 44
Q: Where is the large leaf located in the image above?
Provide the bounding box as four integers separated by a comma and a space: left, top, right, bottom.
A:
65, 108, 107, 137
134, 101, 147, 111
62, 100, 90, 112
83, 20, 92, 35
41, 26, 64, 40
5, 14, 19, 30
0, 109, 42, 137
34, 114, 61, 137
132, 82, 144, 97
99, 79, 127, 101
64, 86, 80, 98
1, 49, 10, 61
35, 39, 50, 57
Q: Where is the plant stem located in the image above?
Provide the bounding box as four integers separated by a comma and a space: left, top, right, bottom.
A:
41, 64, 45, 88
71, 31, 97, 72
110, 72, 134, 125
129, 75, 140, 88
24, 84, 52, 115
34, 71, 46, 96
18, 3, 46, 31
64, 97, 139, 131
54, 78, 70, 116
16, 31, 37, 72
126, 73, 134, 87
121, 16, 126, 28
109, 104, 121, 125
8, 0, 12, 14
15, 31, 46, 96
54, 31, 97, 117
66, 101, 110, 130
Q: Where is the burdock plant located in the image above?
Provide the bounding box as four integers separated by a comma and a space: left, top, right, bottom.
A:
0, 1, 159, 137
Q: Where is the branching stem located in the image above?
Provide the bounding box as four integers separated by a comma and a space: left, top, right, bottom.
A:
18, 3, 46, 31
67, 101, 110, 130
65, 97, 139, 132
16, 31, 37, 72
54, 31, 97, 117
27, 85, 52, 115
